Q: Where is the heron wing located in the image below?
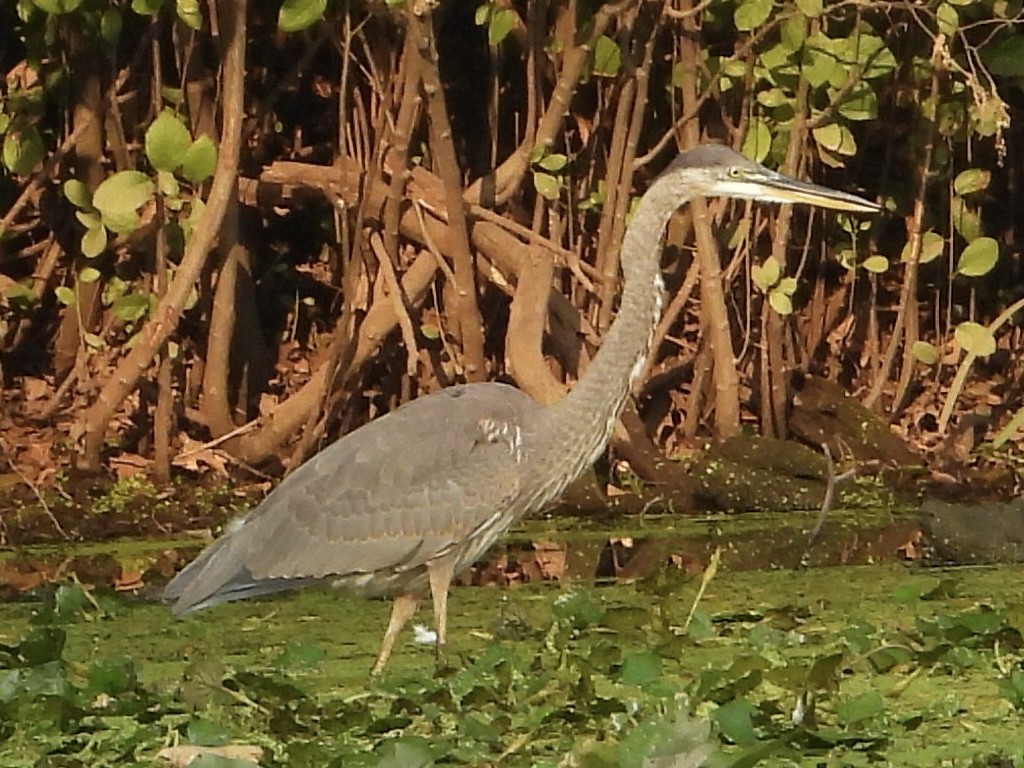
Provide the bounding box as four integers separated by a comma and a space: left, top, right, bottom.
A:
165, 383, 543, 613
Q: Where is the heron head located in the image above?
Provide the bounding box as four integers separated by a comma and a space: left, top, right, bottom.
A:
662, 144, 881, 214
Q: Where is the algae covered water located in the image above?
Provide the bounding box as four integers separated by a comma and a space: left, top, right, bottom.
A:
2, 534, 1023, 766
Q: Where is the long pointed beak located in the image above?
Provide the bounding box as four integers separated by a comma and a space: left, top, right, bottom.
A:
757, 173, 881, 213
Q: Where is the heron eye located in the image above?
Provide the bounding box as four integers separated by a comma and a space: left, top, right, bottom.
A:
727, 167, 743, 179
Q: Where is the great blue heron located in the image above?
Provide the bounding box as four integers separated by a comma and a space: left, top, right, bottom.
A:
164, 144, 880, 674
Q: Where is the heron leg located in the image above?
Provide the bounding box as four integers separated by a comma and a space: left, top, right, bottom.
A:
371, 593, 420, 675
427, 557, 456, 666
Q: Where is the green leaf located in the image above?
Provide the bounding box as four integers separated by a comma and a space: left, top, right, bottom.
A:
184, 197, 206, 239
806, 652, 844, 691
756, 88, 788, 108
812, 122, 857, 156
910, 340, 939, 365
956, 237, 998, 277
93, 170, 154, 216
102, 275, 129, 306
474, 3, 489, 26
751, 256, 781, 292
158, 170, 181, 198
954, 321, 996, 357
54, 286, 76, 306
79, 267, 102, 283
63, 179, 92, 208
176, 0, 203, 29
620, 650, 661, 686
278, 0, 326, 33
967, 99, 1002, 138
981, 35, 1024, 77
837, 690, 884, 725
76, 209, 102, 230
275, 641, 327, 670
999, 670, 1024, 709
740, 118, 772, 164
779, 15, 806, 51
3, 123, 45, 175
488, 8, 515, 46
533, 171, 560, 201
17, 625, 67, 665
776, 276, 797, 295
131, 0, 164, 14
713, 698, 758, 745
768, 289, 792, 315
861, 255, 889, 273
859, 36, 897, 80
187, 718, 230, 747
803, 36, 841, 88
84, 332, 104, 349
101, 8, 122, 44
794, 0, 821, 17
81, 226, 108, 257
31, 0, 84, 13
936, 2, 959, 35
953, 169, 990, 195
102, 209, 141, 235
722, 60, 749, 78
836, 81, 878, 121
111, 293, 152, 323
4, 281, 36, 304
735, 0, 772, 31
161, 86, 184, 106
86, 656, 137, 697
592, 35, 621, 77
950, 196, 983, 243
181, 135, 218, 183
836, 247, 856, 270
145, 111, 192, 172
537, 153, 568, 172
901, 230, 945, 264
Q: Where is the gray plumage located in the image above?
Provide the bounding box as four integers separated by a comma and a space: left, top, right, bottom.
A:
165, 384, 542, 611
164, 144, 879, 673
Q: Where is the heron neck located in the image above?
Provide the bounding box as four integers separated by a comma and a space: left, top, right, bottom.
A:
539, 184, 680, 486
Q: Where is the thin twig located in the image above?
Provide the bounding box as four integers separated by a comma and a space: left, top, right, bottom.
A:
369, 232, 420, 377
174, 419, 259, 461
411, 198, 458, 284
683, 546, 720, 632
803, 444, 857, 558
469, 202, 602, 289
10, 464, 70, 540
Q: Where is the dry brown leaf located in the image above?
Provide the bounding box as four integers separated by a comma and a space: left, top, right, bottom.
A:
896, 529, 923, 561
172, 436, 232, 476
532, 540, 566, 581
114, 567, 145, 592
22, 377, 51, 401
259, 392, 280, 416
110, 453, 150, 480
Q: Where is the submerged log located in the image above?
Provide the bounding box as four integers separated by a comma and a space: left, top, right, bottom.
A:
920, 499, 1024, 565
691, 435, 829, 511
790, 376, 921, 466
